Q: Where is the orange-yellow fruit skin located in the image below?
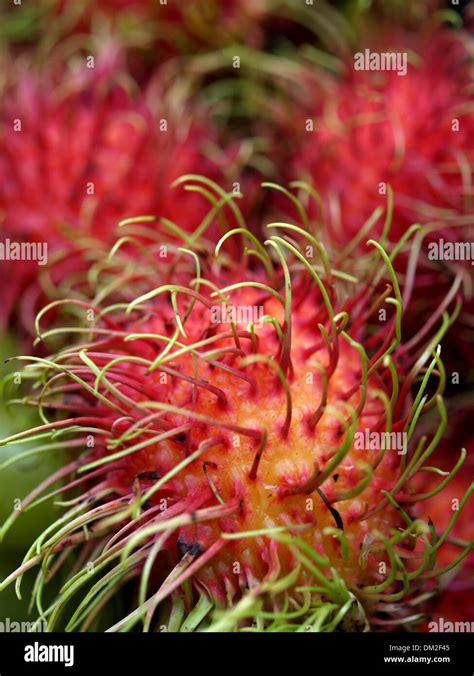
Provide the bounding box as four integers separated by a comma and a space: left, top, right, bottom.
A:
100, 290, 405, 602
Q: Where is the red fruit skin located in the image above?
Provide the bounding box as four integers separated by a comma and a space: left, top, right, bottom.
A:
35, 255, 420, 608
0, 53, 224, 333
2, 213, 468, 627
288, 28, 474, 245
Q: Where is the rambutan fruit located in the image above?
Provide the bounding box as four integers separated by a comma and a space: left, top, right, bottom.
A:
270, 23, 474, 383
0, 50, 234, 335
285, 26, 474, 244
0, 182, 470, 632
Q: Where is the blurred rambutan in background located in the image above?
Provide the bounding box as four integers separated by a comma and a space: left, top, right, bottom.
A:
286, 26, 474, 245
270, 23, 474, 384
0, 46, 243, 336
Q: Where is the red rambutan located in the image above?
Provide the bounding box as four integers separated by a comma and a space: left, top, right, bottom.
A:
0, 182, 470, 632
271, 24, 474, 383
287, 27, 474, 244
0, 51, 229, 334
